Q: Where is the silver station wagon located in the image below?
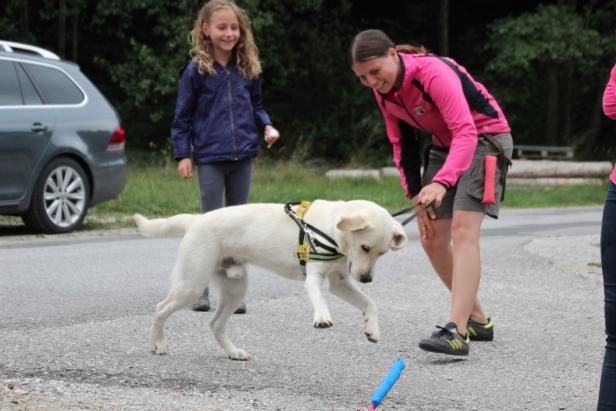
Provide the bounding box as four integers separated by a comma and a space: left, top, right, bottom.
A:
0, 41, 127, 233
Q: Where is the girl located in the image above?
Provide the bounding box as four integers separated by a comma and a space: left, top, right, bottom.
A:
350, 29, 513, 356
171, 0, 279, 313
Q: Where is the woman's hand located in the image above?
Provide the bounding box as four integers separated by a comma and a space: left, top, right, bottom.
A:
177, 158, 193, 179
416, 182, 446, 214
412, 196, 434, 240
264, 125, 280, 149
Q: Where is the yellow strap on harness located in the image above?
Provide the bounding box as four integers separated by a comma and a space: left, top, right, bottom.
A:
296, 201, 311, 218
296, 201, 312, 261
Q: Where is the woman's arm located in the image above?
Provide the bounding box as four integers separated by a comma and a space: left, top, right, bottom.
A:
603, 64, 616, 120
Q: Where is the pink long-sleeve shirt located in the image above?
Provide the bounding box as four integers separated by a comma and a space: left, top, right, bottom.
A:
603, 64, 616, 184
375, 53, 511, 198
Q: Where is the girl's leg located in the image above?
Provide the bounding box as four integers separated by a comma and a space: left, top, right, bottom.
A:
224, 158, 253, 206
193, 164, 226, 310
197, 163, 226, 212
420, 217, 487, 327
449, 210, 485, 336
598, 182, 616, 410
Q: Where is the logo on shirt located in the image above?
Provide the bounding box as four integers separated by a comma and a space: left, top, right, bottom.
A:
414, 105, 426, 116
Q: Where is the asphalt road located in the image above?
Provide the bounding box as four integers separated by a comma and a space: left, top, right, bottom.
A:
0, 206, 605, 410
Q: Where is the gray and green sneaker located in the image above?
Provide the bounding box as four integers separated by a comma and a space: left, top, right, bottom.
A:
418, 322, 470, 356
467, 317, 494, 341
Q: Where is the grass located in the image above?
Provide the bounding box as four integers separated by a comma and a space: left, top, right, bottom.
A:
91, 158, 609, 217
2, 159, 609, 231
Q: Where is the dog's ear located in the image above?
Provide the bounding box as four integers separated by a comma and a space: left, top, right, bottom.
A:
390, 222, 408, 250
337, 213, 369, 232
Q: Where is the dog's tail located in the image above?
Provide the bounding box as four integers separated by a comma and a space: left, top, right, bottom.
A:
133, 213, 199, 237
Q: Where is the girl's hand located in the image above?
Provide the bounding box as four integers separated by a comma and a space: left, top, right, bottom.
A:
178, 158, 193, 179
264, 125, 280, 149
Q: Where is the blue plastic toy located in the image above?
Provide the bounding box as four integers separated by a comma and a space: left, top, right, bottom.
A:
362, 356, 406, 410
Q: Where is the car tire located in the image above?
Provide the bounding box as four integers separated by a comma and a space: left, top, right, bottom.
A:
22, 157, 90, 234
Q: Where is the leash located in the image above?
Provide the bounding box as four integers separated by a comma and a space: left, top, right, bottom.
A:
391, 201, 435, 226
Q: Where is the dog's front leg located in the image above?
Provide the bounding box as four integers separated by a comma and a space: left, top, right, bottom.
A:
329, 274, 379, 343
304, 266, 333, 328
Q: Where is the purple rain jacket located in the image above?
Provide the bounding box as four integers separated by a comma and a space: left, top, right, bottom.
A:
171, 60, 271, 164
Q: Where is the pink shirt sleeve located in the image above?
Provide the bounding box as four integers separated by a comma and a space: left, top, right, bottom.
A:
422, 62, 478, 188
378, 102, 413, 198
604, 64, 616, 120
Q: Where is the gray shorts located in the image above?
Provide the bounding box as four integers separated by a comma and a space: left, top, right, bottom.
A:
422, 133, 513, 219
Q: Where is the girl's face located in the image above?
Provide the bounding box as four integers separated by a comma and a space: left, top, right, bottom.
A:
203, 8, 241, 57
352, 48, 400, 94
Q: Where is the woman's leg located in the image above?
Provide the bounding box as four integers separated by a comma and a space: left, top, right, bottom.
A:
420, 217, 487, 327
449, 210, 485, 336
598, 182, 616, 410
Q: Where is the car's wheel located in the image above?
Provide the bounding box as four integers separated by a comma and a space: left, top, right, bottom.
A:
22, 157, 90, 234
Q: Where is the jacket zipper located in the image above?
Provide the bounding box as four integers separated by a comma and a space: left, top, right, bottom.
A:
384, 95, 447, 147
225, 68, 238, 160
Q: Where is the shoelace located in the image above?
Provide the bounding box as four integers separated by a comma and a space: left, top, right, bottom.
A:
431, 325, 456, 340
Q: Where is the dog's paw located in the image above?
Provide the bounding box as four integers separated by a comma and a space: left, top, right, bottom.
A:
227, 348, 250, 361
313, 312, 334, 328
364, 320, 380, 343
150, 341, 169, 355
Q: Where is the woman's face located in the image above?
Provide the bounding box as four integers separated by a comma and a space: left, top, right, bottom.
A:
352, 48, 400, 94
203, 8, 240, 57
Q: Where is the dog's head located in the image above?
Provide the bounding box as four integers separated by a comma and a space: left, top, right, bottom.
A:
334, 201, 407, 283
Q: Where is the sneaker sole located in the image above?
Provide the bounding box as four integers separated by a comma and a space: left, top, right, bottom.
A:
469, 335, 493, 341
418, 341, 469, 356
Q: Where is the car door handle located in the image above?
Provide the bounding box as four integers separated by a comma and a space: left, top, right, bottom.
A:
31, 122, 48, 133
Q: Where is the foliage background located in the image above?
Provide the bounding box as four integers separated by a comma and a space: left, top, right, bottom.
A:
1, 0, 615, 165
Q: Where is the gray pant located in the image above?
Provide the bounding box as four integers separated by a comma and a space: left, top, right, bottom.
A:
196, 158, 253, 300
197, 158, 253, 212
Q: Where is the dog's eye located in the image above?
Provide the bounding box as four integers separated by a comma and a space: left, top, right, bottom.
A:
361, 245, 371, 253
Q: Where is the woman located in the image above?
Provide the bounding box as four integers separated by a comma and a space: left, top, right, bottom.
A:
350, 29, 513, 356
598, 62, 616, 410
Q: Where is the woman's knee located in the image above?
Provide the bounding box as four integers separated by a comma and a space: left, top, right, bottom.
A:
451, 215, 482, 245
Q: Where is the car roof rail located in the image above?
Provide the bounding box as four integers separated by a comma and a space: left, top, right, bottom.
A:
0, 40, 61, 60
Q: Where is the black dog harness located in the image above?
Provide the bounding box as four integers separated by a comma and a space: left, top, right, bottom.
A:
284, 202, 344, 267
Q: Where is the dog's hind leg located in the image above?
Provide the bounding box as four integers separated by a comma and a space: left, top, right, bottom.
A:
329, 274, 380, 343
210, 265, 250, 360
150, 233, 217, 355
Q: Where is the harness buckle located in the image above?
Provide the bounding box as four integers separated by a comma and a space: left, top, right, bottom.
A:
296, 201, 312, 218
297, 244, 310, 262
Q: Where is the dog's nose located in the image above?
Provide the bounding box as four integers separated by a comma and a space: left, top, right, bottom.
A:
359, 274, 372, 283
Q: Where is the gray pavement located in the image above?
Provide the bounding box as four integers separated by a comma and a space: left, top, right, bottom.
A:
0, 206, 606, 410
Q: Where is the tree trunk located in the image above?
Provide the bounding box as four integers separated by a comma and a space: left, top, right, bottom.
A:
561, 64, 573, 144
71, 7, 79, 61
21, 0, 29, 33
439, 0, 449, 56
546, 67, 560, 145
57, 0, 66, 58
579, 79, 606, 159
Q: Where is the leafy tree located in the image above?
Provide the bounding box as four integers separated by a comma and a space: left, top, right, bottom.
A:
485, 4, 603, 150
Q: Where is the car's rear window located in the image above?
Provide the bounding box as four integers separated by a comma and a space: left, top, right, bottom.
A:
16, 63, 42, 105
24, 63, 84, 105
0, 60, 23, 105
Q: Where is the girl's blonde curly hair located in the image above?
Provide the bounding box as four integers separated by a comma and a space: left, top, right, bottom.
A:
189, 0, 262, 79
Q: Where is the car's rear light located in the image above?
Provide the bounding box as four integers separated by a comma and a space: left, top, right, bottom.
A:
106, 125, 126, 152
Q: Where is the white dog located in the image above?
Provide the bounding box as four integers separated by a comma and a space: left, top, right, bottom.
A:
134, 200, 407, 360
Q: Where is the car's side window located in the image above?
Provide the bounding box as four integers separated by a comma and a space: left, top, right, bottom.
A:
24, 62, 84, 105
15, 63, 43, 105
0, 59, 23, 106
